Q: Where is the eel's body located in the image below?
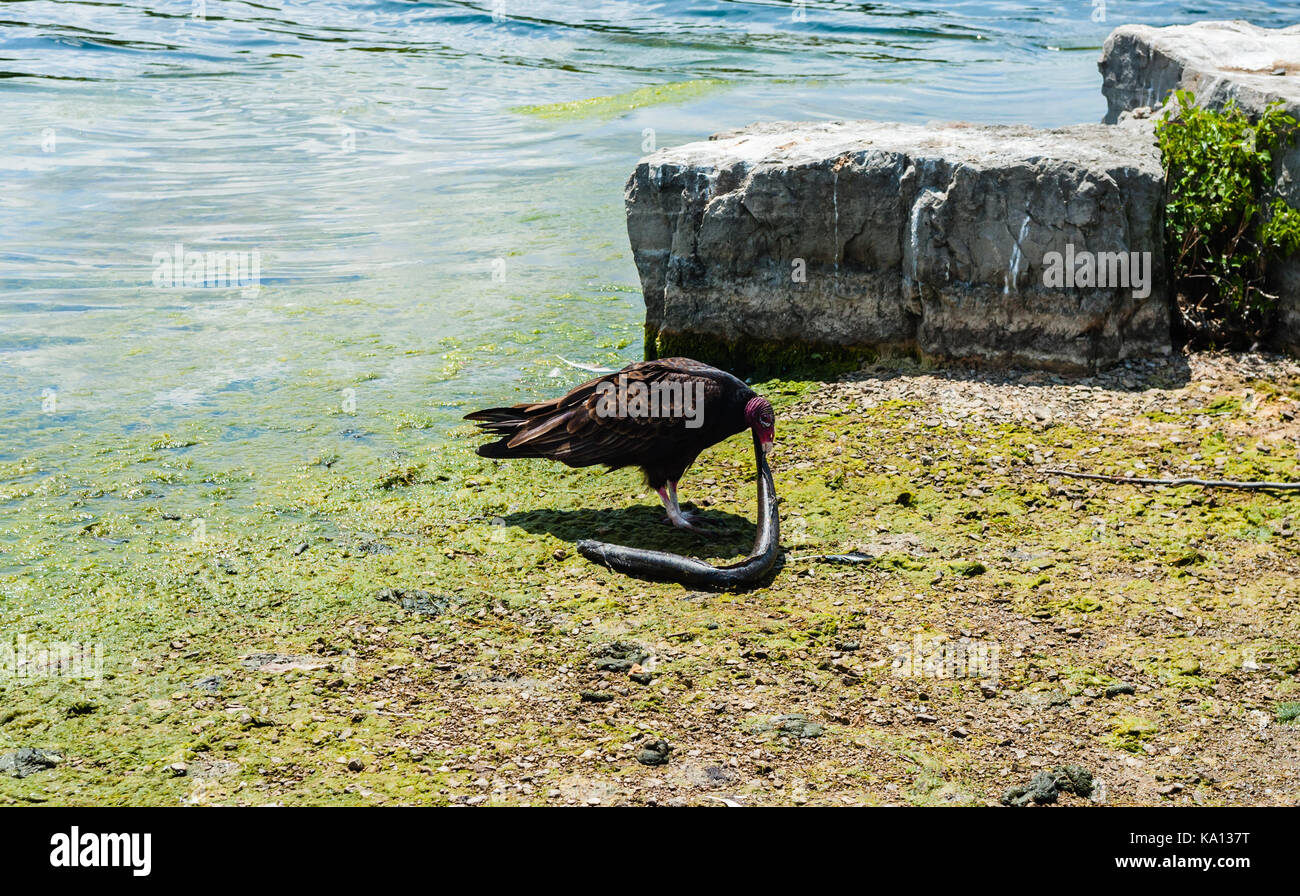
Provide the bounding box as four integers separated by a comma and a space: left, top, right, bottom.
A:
577, 432, 780, 589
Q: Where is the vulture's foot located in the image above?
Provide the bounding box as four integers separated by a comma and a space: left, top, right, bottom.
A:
659, 511, 713, 534
656, 485, 711, 533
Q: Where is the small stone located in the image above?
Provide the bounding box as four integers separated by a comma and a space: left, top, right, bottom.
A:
1105, 683, 1136, 698
590, 641, 650, 672
347, 759, 366, 772
950, 560, 986, 578
241, 653, 327, 672
1054, 765, 1095, 797
374, 587, 450, 617
192, 675, 225, 694
773, 714, 824, 738
637, 740, 672, 766
1175, 658, 1202, 676
1001, 764, 1094, 806
188, 759, 239, 780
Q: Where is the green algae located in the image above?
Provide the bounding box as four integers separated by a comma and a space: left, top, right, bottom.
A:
3, 360, 1300, 805
1104, 716, 1160, 753
511, 79, 732, 121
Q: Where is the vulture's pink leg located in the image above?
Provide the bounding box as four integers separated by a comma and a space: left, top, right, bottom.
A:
658, 482, 707, 531
656, 485, 701, 531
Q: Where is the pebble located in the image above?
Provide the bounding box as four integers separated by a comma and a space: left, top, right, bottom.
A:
803, 353, 1300, 437
192, 675, 225, 694
1002, 765, 1095, 806
771, 714, 824, 738
374, 587, 451, 617
637, 740, 672, 766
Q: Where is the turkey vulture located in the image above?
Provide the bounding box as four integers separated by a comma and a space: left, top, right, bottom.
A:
465, 358, 776, 532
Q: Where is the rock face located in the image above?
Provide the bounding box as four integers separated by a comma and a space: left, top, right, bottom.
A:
626, 119, 1169, 373
1099, 21, 1300, 349
1099, 21, 1300, 125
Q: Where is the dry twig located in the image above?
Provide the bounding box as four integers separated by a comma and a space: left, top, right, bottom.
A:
1043, 469, 1300, 492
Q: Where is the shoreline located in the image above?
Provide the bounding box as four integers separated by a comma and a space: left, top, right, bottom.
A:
4, 348, 1298, 805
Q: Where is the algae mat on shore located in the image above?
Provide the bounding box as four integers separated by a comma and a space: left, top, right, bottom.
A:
2, 352, 1299, 805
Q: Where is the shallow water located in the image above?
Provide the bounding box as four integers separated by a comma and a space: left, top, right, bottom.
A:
0, 1, 1295, 567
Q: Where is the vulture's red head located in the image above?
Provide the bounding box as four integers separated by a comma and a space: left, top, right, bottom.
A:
744, 396, 776, 455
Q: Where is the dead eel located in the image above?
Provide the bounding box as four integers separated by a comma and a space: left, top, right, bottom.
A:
577, 432, 780, 589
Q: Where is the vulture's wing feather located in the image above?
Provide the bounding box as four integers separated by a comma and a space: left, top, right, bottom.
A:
466, 359, 738, 468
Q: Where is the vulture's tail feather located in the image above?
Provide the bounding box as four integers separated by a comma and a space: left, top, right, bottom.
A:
464, 407, 527, 436
464, 406, 524, 425
466, 407, 545, 459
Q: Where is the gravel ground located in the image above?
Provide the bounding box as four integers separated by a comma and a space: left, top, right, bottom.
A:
6, 350, 1297, 806
348, 350, 1300, 806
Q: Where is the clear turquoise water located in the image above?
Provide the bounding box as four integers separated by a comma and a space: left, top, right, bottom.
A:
0, 1, 1295, 557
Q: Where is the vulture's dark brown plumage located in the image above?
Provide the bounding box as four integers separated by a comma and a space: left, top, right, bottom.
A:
465, 358, 775, 530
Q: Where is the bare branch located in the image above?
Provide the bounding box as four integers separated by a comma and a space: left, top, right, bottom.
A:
1043, 469, 1300, 492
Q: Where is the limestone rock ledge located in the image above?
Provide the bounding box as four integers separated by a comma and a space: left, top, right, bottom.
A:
1099, 21, 1300, 347
626, 119, 1169, 373
1099, 20, 1300, 125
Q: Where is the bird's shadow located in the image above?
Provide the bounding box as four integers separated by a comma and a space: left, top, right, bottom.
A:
503, 504, 758, 558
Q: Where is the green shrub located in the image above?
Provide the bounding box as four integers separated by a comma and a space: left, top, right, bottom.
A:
1156, 90, 1300, 347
